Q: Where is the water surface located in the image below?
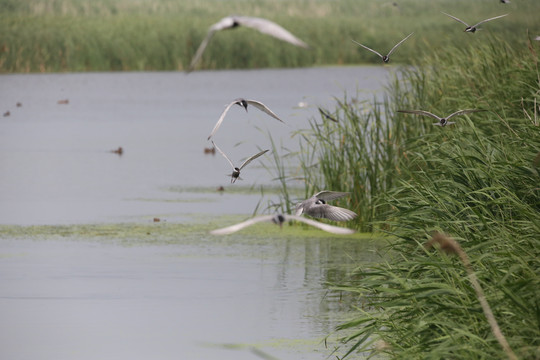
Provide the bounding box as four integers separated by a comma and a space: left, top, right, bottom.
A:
0, 66, 390, 225
0, 67, 390, 359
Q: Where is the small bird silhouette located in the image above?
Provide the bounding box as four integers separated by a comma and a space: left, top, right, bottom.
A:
318, 107, 338, 122
210, 214, 355, 235
352, 32, 413, 63
188, 15, 309, 72
208, 98, 284, 140
212, 140, 268, 183
295, 191, 357, 222
110, 147, 124, 155
442, 12, 508, 33
397, 109, 486, 127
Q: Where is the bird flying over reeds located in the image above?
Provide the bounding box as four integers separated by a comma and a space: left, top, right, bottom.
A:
442, 12, 508, 33
352, 32, 414, 63
318, 107, 338, 122
397, 109, 486, 127
295, 191, 357, 221
188, 15, 309, 72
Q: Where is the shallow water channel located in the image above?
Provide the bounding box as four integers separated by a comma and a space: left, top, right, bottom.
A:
0, 66, 391, 359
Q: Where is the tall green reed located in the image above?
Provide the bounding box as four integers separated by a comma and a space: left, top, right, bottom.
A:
2, 0, 539, 72
325, 40, 540, 358
292, 94, 408, 232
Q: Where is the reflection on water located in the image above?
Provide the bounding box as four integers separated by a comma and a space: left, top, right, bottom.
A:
0, 67, 390, 359
0, 231, 382, 360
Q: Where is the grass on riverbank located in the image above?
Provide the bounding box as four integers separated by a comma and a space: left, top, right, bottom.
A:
276, 36, 540, 358
1, 0, 539, 72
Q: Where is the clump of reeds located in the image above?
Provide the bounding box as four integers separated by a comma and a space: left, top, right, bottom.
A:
290, 95, 407, 232
293, 39, 540, 358
2, 0, 540, 72
425, 232, 518, 360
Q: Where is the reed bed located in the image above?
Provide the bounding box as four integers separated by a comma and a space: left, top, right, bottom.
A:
285, 39, 540, 358
1, 0, 539, 72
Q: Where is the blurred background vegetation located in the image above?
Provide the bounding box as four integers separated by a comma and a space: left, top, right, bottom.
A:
1, 0, 539, 72
2, 1, 539, 358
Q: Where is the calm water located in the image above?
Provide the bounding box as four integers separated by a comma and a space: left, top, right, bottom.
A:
0, 67, 390, 359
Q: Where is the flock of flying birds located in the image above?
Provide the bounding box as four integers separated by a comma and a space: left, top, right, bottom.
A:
196, 6, 516, 236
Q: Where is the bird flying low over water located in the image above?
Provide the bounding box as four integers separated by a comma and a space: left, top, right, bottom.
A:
442, 12, 508, 33
212, 140, 269, 183
210, 214, 356, 235
208, 98, 284, 140
352, 32, 414, 63
295, 191, 357, 222
188, 15, 309, 72
318, 107, 338, 122
397, 109, 486, 127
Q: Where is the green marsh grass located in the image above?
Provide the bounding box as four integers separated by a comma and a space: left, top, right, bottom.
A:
275, 38, 540, 358
1, 0, 540, 72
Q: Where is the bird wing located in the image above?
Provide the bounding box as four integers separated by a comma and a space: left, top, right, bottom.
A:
397, 109, 441, 121
212, 140, 235, 169
188, 30, 216, 72
285, 215, 355, 234
246, 100, 284, 123
208, 101, 237, 140
387, 32, 414, 56
238, 149, 269, 170
445, 109, 485, 120
210, 215, 275, 235
351, 39, 384, 60
210, 214, 354, 235
235, 16, 309, 48
473, 14, 508, 27
294, 202, 305, 216
314, 191, 351, 202
302, 203, 357, 222
188, 17, 237, 72
442, 12, 469, 26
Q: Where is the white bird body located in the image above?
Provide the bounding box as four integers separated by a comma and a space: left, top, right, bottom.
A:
208, 98, 284, 140
295, 191, 357, 222
188, 15, 309, 72
442, 12, 508, 33
352, 32, 414, 63
212, 140, 268, 183
210, 214, 355, 235
397, 109, 485, 127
